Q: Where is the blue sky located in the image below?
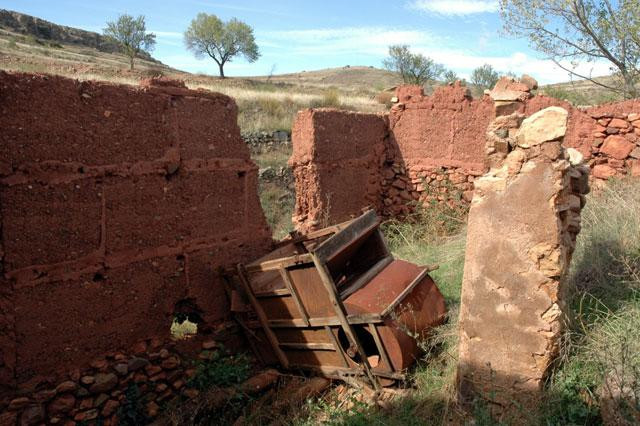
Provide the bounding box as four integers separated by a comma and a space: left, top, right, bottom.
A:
4, 0, 611, 83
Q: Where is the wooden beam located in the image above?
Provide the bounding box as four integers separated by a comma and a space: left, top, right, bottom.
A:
254, 288, 290, 298
235, 264, 289, 368
279, 267, 310, 326
311, 252, 381, 390
246, 314, 383, 329
368, 323, 393, 373
245, 253, 313, 273
279, 342, 335, 351
312, 210, 380, 263
339, 256, 393, 300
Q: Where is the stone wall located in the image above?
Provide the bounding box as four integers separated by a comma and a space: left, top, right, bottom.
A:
457, 106, 589, 413
290, 78, 639, 230
0, 72, 272, 423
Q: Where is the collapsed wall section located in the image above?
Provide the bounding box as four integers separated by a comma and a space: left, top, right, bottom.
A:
0, 72, 271, 414
290, 108, 388, 231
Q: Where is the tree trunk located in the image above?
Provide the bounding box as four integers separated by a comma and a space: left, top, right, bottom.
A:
130, 55, 134, 71
218, 62, 225, 78
622, 72, 636, 99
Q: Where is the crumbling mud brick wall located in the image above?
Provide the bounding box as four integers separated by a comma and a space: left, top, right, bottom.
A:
456, 106, 590, 414
0, 72, 271, 422
290, 83, 495, 230
383, 82, 494, 215
489, 76, 640, 183
291, 77, 639, 230
290, 109, 388, 231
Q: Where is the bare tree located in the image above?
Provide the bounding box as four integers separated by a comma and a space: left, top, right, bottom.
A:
500, 0, 640, 98
383, 45, 444, 85
104, 14, 156, 71
184, 13, 260, 78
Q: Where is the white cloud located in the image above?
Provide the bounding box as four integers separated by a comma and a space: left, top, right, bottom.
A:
261, 27, 437, 56
411, 47, 612, 83
410, 0, 498, 16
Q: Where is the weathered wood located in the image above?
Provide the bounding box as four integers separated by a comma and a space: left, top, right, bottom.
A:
339, 256, 393, 300
312, 210, 379, 263
325, 325, 350, 367
311, 252, 381, 390
236, 264, 290, 368
245, 253, 314, 273
279, 267, 310, 326
380, 266, 437, 317
368, 323, 393, 372
246, 313, 384, 329
254, 288, 291, 298
279, 342, 336, 351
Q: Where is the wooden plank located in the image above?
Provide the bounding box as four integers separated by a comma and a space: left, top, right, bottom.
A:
279, 267, 310, 326
245, 253, 313, 273
311, 252, 381, 390
272, 217, 358, 249
254, 288, 291, 298
380, 266, 437, 317
312, 210, 379, 263
338, 256, 393, 300
244, 314, 383, 329
279, 342, 335, 351
325, 326, 349, 367
235, 264, 290, 368
368, 323, 393, 373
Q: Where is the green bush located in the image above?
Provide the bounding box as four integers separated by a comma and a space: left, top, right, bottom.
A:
188, 351, 251, 390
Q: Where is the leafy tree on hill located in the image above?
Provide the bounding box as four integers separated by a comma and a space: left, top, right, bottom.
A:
500, 0, 640, 99
470, 64, 500, 90
104, 14, 156, 71
443, 69, 463, 84
383, 45, 444, 86
184, 13, 260, 78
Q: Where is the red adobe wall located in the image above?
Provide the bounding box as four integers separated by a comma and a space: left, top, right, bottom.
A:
0, 72, 272, 404
290, 108, 389, 231
290, 79, 640, 230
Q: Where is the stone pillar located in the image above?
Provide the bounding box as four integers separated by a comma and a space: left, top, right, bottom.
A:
457, 106, 590, 412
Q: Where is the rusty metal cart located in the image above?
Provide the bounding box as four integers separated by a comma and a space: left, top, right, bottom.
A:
223, 210, 447, 389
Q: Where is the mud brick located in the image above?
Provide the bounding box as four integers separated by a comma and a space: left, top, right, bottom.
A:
172, 95, 248, 160
0, 72, 173, 167
13, 256, 185, 382
1, 180, 102, 271
105, 171, 246, 254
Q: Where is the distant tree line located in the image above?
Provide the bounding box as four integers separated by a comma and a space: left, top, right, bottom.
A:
383, 44, 514, 91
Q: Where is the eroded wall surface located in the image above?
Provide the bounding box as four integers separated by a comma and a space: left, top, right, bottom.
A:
291, 79, 640, 230
457, 107, 589, 413
290, 109, 388, 231
0, 72, 271, 416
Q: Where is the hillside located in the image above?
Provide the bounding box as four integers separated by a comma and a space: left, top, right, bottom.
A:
251, 66, 402, 91
0, 9, 157, 61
